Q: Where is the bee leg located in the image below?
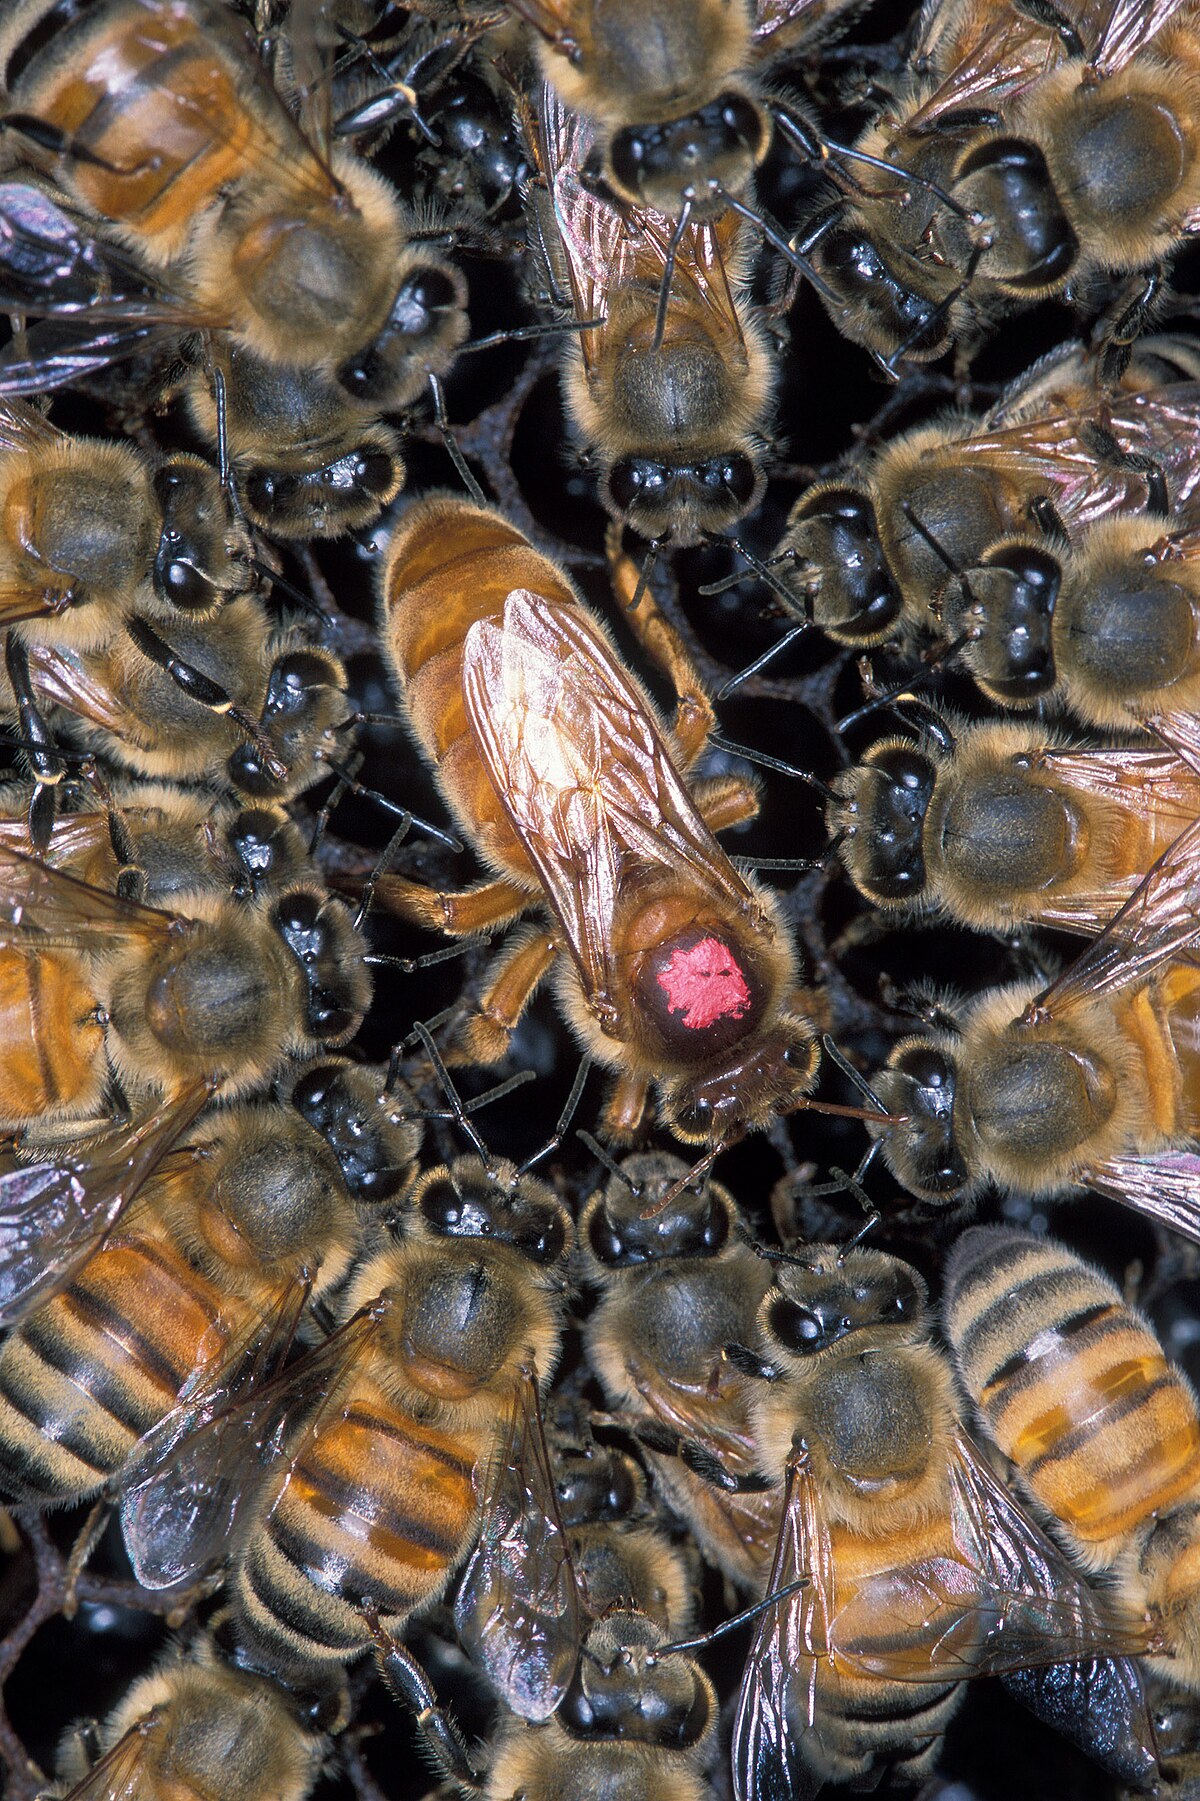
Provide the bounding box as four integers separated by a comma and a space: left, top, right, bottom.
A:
62, 1498, 109, 1618
690, 774, 760, 833
370, 1633, 481, 1787
122, 616, 289, 784
372, 874, 528, 935
626, 1418, 775, 1493
460, 928, 558, 1062
606, 526, 714, 767
599, 1073, 653, 1144
4, 631, 69, 852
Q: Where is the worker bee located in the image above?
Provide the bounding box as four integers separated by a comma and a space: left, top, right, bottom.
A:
867, 813, 1200, 1240
0, 834, 371, 1324
537, 89, 774, 545
376, 494, 822, 1146
734, 1244, 1159, 1800
0, 0, 469, 412
773, 342, 1200, 649
509, 0, 856, 219
580, 1149, 782, 1588
0, 1071, 413, 1507
797, 0, 1200, 366
944, 1226, 1200, 1699
44, 1635, 329, 1801
940, 513, 1200, 731
830, 715, 1200, 939
120, 1157, 580, 1735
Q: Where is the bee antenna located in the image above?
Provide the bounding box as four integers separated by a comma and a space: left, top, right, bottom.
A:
651, 197, 693, 356
405, 1018, 502, 1181
458, 315, 607, 355
640, 1143, 723, 1219
319, 757, 463, 852
249, 558, 330, 622
899, 500, 961, 576
716, 624, 808, 700
408, 1066, 538, 1121
716, 536, 808, 614
516, 1055, 591, 1176
892, 697, 957, 756
651, 1578, 809, 1659
714, 188, 843, 309
772, 107, 979, 222
575, 1129, 642, 1197
625, 540, 661, 613
428, 372, 488, 507
819, 1035, 892, 1117
708, 733, 837, 804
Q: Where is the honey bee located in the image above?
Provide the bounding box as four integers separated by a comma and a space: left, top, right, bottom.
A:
944, 1226, 1200, 1700
0, 0, 469, 413
376, 494, 822, 1146
45, 1636, 328, 1801
0, 837, 370, 1324
773, 342, 1200, 649
580, 1149, 781, 1588
119, 1157, 580, 1736
830, 715, 1200, 938
537, 90, 774, 545
941, 513, 1200, 732
0, 1075, 409, 1508
508, 0, 856, 219
797, 0, 1200, 366
867, 816, 1200, 1238
734, 1243, 1159, 1800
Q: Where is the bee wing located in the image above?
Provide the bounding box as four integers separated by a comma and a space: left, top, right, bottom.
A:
0, 178, 165, 317
1146, 707, 1200, 777
1087, 1150, 1200, 1245
905, 8, 1070, 133
1038, 745, 1200, 817
0, 842, 174, 946
636, 205, 749, 361
1001, 1654, 1160, 1788
0, 316, 181, 396
463, 591, 752, 1009
55, 1712, 166, 1801
1028, 813, 1200, 1014
0, 397, 62, 453
1088, 0, 1193, 73
453, 1365, 581, 1722
119, 1272, 313, 1489
542, 93, 632, 381
732, 1455, 828, 1801
948, 410, 1161, 532
752, 0, 861, 51
0, 1085, 212, 1328
120, 1299, 388, 1589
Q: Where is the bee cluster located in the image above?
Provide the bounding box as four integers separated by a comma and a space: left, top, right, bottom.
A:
1, 1, 1200, 1799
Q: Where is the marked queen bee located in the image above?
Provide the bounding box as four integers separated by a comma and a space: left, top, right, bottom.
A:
376, 494, 824, 1147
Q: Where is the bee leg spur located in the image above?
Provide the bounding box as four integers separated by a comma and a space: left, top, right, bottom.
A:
691, 774, 761, 833
373, 874, 528, 935
598, 1072, 653, 1143
371, 1632, 481, 1787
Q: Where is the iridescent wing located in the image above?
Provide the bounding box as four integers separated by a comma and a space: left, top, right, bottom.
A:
463, 590, 754, 1011
905, 2, 1071, 134
0, 841, 174, 945
56, 1711, 166, 1801
0, 1084, 212, 1327
542, 89, 633, 383
732, 1452, 827, 1801
1087, 1150, 1200, 1246
1002, 1654, 1159, 1788
1088, 0, 1195, 74
120, 1298, 388, 1588
453, 1365, 581, 1721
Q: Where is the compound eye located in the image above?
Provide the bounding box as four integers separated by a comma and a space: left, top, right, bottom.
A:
608, 458, 668, 512
705, 455, 756, 506
895, 1044, 954, 1092
356, 451, 397, 497
154, 550, 214, 611
609, 127, 651, 196
718, 90, 767, 157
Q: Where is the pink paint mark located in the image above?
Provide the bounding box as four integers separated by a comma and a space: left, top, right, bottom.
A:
657, 938, 752, 1031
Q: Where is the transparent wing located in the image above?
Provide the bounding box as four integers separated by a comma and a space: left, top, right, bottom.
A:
732, 1453, 826, 1801
120, 1299, 388, 1589
542, 89, 631, 382
0, 841, 175, 945
463, 591, 752, 1009
56, 1712, 165, 1801
906, 7, 1071, 133
453, 1366, 581, 1722
1089, 0, 1193, 73
1087, 1151, 1200, 1246
0, 1085, 212, 1328
0, 397, 62, 453
1002, 1654, 1159, 1788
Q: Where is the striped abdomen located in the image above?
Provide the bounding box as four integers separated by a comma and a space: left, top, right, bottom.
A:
234, 1382, 480, 1668
0, 1229, 234, 1504
801, 1511, 968, 1790
944, 1226, 1200, 1557
381, 497, 582, 884
1, 0, 265, 263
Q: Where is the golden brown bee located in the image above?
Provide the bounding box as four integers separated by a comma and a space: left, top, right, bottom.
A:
538, 89, 774, 545
580, 1150, 781, 1588
830, 715, 1200, 938
868, 820, 1200, 1236
941, 513, 1200, 732
0, 1071, 417, 1506
0, 0, 469, 413
376, 494, 822, 1147
45, 1637, 327, 1801
734, 1244, 1158, 1799
508, 0, 843, 219
945, 1226, 1200, 1698
120, 1158, 580, 1735
0, 837, 370, 1325
797, 0, 1200, 366
773, 341, 1200, 649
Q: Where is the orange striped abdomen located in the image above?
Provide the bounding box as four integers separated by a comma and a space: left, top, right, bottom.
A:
0, 1229, 234, 1504
381, 497, 582, 884
234, 1389, 480, 1667
0, 948, 105, 1125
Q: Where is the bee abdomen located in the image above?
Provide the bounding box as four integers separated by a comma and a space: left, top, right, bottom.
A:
945, 1227, 1200, 1546
0, 1235, 226, 1504
235, 1402, 477, 1666
809, 1665, 961, 1789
